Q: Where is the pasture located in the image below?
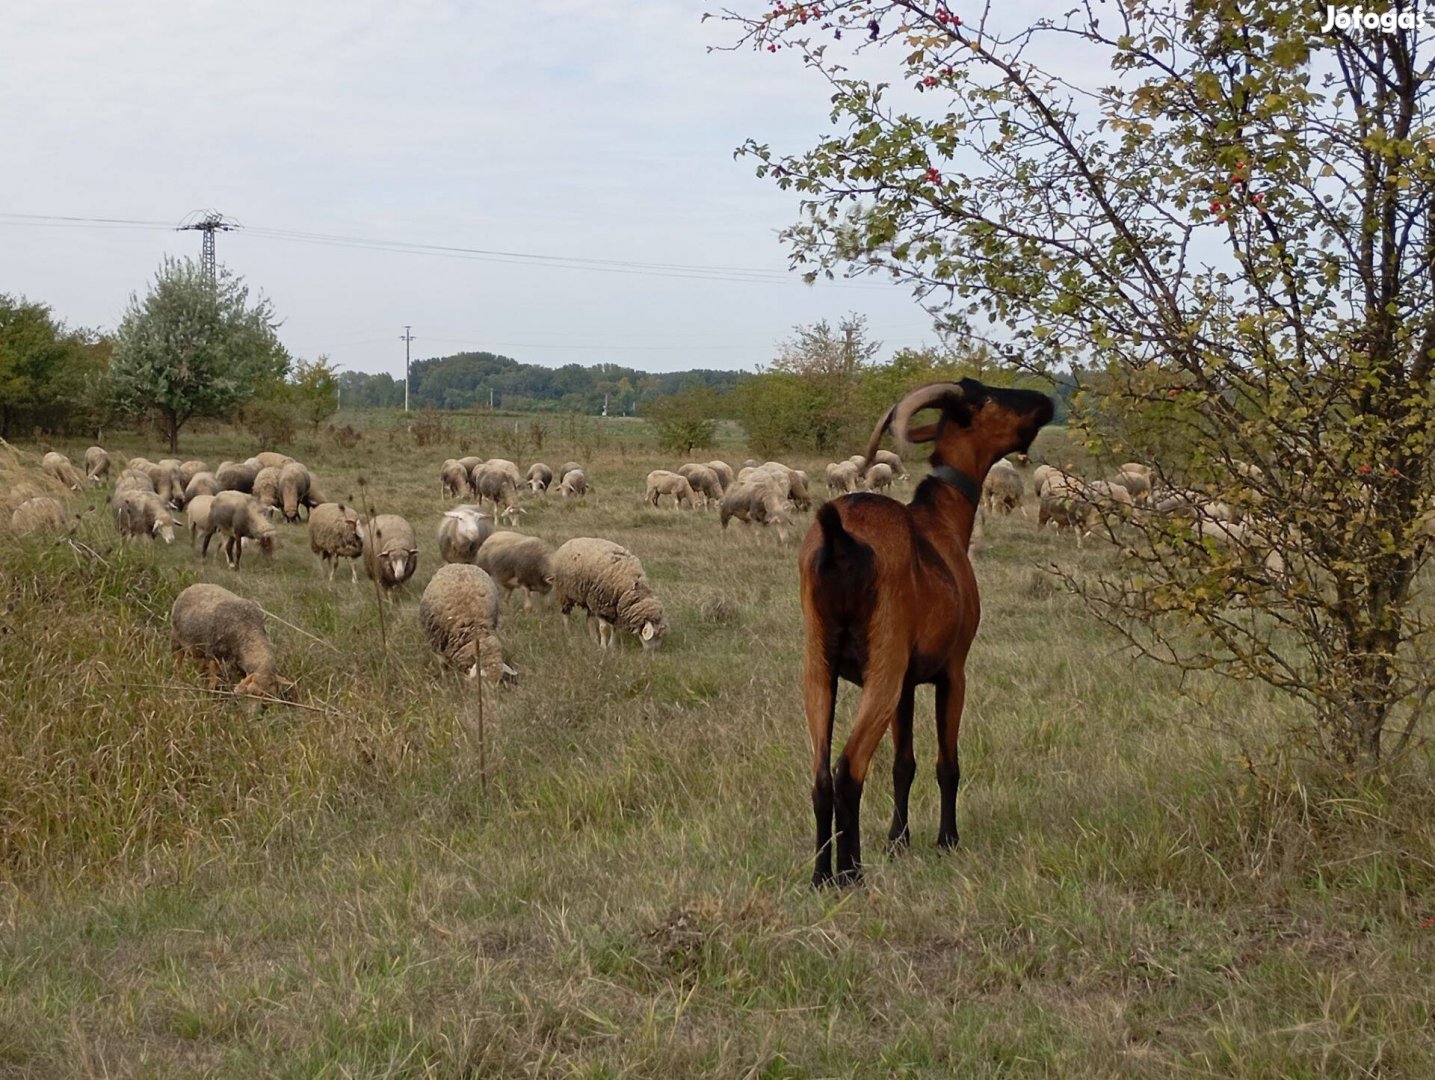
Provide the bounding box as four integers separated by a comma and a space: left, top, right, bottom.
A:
1, 415, 1433, 1077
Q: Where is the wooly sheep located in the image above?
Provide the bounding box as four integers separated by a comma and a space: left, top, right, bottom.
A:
41, 452, 85, 491
252, 451, 293, 470
180, 460, 209, 486
526, 462, 554, 494
865, 461, 895, 494
114, 469, 156, 498
558, 461, 583, 485
457, 455, 483, 475
552, 537, 669, 650
112, 490, 177, 544
645, 469, 695, 509
1038, 485, 1097, 545
364, 513, 420, 596
1194, 518, 1287, 579
873, 448, 906, 478
438, 505, 494, 564
215, 460, 258, 494
474, 530, 555, 609
150, 459, 187, 507
472, 460, 520, 516
719, 475, 792, 540
308, 502, 366, 582
252, 466, 284, 517
759, 461, 809, 509
704, 460, 734, 492
1031, 464, 1059, 495
441, 459, 472, 499
186, 494, 215, 548
826, 460, 861, 495
419, 564, 516, 682
677, 464, 722, 507
1109, 467, 1151, 505
557, 468, 588, 498
279, 461, 314, 522
10, 496, 68, 534
84, 446, 111, 485
184, 471, 221, 504
982, 459, 1025, 515
204, 491, 279, 568
171, 582, 288, 698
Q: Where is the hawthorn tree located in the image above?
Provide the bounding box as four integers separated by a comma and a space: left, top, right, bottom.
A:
721, 1, 1435, 768
110, 258, 289, 452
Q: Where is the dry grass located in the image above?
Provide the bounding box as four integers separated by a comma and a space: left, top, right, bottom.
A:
0, 416, 1432, 1077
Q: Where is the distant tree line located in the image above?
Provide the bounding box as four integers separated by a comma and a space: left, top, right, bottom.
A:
337, 352, 748, 414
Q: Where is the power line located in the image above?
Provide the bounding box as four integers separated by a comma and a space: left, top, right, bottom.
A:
176, 210, 240, 282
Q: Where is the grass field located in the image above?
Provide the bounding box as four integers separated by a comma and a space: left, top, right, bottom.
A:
2, 415, 1433, 1077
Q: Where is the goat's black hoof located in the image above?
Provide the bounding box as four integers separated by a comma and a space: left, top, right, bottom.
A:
936, 831, 960, 850
811, 869, 835, 890
887, 827, 910, 854
835, 867, 865, 888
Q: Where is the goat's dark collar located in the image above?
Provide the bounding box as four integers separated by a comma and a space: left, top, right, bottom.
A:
929, 464, 983, 508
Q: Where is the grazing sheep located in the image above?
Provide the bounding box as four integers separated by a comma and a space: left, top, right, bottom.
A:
1038, 484, 1097, 544
308, 502, 366, 582
457, 455, 483, 476
557, 461, 583, 486
557, 468, 588, 498
252, 466, 284, 517
826, 461, 861, 495
279, 461, 313, 522
419, 564, 516, 681
1109, 467, 1152, 505
363, 514, 419, 596
184, 471, 221, 503
474, 530, 555, 609
645, 469, 696, 509
84, 446, 111, 485
149, 459, 186, 507
720, 474, 792, 540
180, 460, 209, 486
982, 459, 1025, 515
552, 537, 668, 649
215, 460, 258, 494
526, 462, 554, 494
678, 463, 722, 507
1194, 518, 1287, 578
742, 458, 760, 469
10, 496, 68, 534
865, 462, 894, 494
438, 505, 494, 564
873, 448, 906, 479
171, 583, 288, 698
472, 460, 520, 516
41, 452, 85, 491
186, 494, 215, 548
1031, 464, 1058, 495
760, 462, 810, 509
114, 469, 156, 498
203, 491, 278, 568
252, 451, 294, 470
704, 461, 735, 492
441, 458, 472, 499
112, 490, 177, 544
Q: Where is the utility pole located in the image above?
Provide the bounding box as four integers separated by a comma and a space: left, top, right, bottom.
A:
176, 210, 239, 283
400, 326, 415, 412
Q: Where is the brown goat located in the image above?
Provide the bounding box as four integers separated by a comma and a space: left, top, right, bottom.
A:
800, 379, 1054, 886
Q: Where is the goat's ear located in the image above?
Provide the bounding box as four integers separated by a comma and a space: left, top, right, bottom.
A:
904, 421, 942, 443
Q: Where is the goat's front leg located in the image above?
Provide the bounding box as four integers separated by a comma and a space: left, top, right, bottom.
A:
836, 670, 905, 885
934, 668, 967, 849
887, 681, 917, 852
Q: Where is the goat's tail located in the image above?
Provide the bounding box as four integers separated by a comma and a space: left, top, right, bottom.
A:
814, 502, 875, 593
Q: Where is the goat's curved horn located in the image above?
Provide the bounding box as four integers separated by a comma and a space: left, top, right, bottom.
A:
860, 382, 966, 474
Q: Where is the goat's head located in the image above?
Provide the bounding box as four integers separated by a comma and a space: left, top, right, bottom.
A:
864, 378, 1054, 473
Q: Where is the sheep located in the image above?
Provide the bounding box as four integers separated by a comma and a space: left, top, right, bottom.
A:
981, 459, 1025, 515
438, 505, 494, 564
826, 461, 861, 495
526, 462, 554, 494
41, 452, 85, 491
1038, 485, 1098, 544
10, 496, 68, 534
474, 530, 556, 609
150, 459, 187, 507
865, 462, 895, 494
1109, 467, 1151, 505
184, 471, 221, 504
719, 474, 792, 540
1193, 518, 1287, 579
552, 537, 669, 649
418, 564, 516, 682
873, 448, 906, 479
557, 461, 583, 486
1031, 464, 1059, 495
457, 455, 483, 476
171, 583, 288, 698
441, 458, 472, 499
84, 446, 111, 485
363, 514, 419, 596
252, 466, 284, 517
112, 489, 177, 544
179, 460, 209, 486
186, 494, 215, 548
472, 460, 520, 516
114, 469, 156, 498
308, 502, 366, 582
760, 462, 810, 509
279, 461, 314, 523
252, 451, 294, 470
215, 460, 258, 494
677, 463, 723, 507
557, 468, 588, 498
203, 491, 278, 568
645, 469, 695, 509
704, 460, 735, 492
801, 378, 1054, 886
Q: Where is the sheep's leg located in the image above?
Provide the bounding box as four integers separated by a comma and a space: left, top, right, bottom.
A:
834, 668, 905, 886
804, 636, 839, 888
326, 555, 336, 582
934, 668, 967, 849
200, 528, 214, 558
585, 613, 601, 645
349, 558, 359, 585
887, 680, 917, 852
521, 587, 533, 611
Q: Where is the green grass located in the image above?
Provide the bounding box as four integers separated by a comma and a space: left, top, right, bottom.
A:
0, 424, 1432, 1077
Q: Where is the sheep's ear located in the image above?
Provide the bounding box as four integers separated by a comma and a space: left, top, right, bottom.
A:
544, 573, 556, 586
151, 519, 162, 534
640, 621, 656, 641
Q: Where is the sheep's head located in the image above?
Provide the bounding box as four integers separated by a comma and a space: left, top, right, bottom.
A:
639, 617, 668, 651
152, 515, 176, 544
529, 478, 547, 494
501, 504, 525, 525
257, 531, 278, 560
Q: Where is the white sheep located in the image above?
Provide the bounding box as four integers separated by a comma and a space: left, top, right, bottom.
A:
865, 461, 895, 494
526, 462, 554, 494
41, 452, 85, 491
677, 463, 723, 508
552, 537, 668, 649
180, 459, 209, 486
419, 564, 516, 681
557, 468, 588, 498
645, 469, 696, 509
474, 530, 556, 609
308, 502, 366, 582
363, 513, 419, 596
215, 460, 258, 494
873, 448, 906, 479
438, 505, 494, 564
84, 446, 111, 485
440, 459, 471, 499
203, 491, 279, 568
10, 496, 68, 534
982, 459, 1025, 515
704, 461, 734, 492
825, 460, 861, 495
184, 471, 221, 504
112, 489, 177, 544
719, 474, 792, 541
171, 583, 289, 698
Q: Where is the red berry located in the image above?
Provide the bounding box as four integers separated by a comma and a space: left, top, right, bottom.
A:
1358, 464, 1372, 475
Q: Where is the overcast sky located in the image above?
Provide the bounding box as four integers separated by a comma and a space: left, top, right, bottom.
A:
0, 0, 989, 378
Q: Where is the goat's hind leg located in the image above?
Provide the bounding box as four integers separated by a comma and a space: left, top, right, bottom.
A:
804, 639, 839, 888
835, 670, 905, 885
887, 680, 917, 852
